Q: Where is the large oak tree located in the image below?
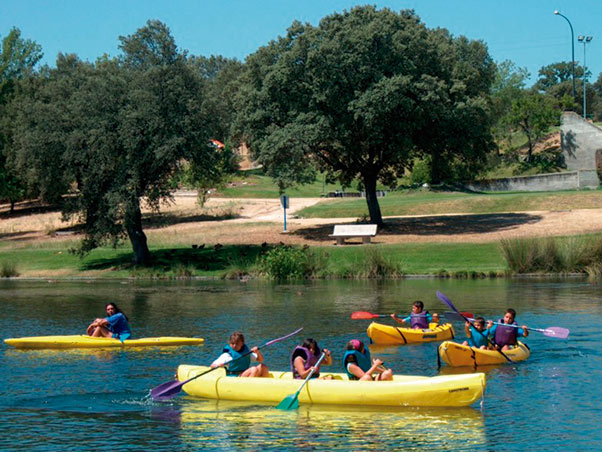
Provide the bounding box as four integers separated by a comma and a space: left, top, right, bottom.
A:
234, 6, 496, 225
6, 21, 220, 265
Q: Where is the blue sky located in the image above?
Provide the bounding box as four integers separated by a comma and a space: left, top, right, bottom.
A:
2, 1, 601, 86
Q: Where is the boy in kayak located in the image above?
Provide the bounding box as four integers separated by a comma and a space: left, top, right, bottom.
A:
211, 331, 269, 377
487, 308, 529, 351
391, 300, 440, 329
291, 338, 333, 379
86, 302, 131, 340
462, 317, 490, 349
343, 339, 393, 381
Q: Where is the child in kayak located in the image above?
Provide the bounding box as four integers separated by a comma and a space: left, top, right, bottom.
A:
391, 300, 440, 329
86, 302, 131, 340
462, 317, 490, 349
343, 339, 393, 381
211, 331, 269, 377
291, 338, 333, 379
487, 308, 529, 351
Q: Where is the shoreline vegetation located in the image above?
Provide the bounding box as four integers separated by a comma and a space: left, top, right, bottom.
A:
3, 186, 602, 280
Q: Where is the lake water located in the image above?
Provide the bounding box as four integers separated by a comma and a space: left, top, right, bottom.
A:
1, 278, 601, 451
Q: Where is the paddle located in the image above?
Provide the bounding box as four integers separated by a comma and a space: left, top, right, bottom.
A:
351, 310, 473, 321
443, 311, 569, 339
351, 311, 396, 320
150, 327, 303, 401
276, 352, 327, 410
436, 291, 514, 363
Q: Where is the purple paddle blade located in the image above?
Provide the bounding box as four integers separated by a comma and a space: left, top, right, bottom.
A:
150, 380, 186, 401
542, 327, 570, 339
437, 291, 461, 315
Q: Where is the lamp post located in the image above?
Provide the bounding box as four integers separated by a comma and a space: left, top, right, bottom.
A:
578, 35, 593, 119
554, 10, 576, 102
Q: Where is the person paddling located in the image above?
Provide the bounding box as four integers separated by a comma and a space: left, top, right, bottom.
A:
487, 308, 528, 351
391, 300, 440, 329
291, 338, 332, 379
86, 302, 131, 340
211, 331, 269, 377
462, 316, 490, 349
343, 339, 393, 381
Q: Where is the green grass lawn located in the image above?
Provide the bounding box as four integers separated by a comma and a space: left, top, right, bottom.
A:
0, 241, 507, 279
296, 189, 602, 219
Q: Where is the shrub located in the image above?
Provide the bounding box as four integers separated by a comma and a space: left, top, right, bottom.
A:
260, 246, 313, 281
0, 261, 19, 278
351, 247, 403, 279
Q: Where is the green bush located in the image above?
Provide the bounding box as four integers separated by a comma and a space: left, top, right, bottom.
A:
260, 246, 314, 281
501, 236, 602, 274
0, 261, 19, 278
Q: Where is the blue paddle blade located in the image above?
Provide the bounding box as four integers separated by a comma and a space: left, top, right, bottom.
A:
276, 394, 299, 410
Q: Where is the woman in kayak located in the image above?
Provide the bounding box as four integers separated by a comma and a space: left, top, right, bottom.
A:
211, 331, 269, 377
343, 339, 393, 381
290, 338, 333, 379
86, 302, 131, 340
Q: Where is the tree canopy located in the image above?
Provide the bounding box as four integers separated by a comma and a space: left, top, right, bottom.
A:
4, 21, 224, 265
234, 6, 496, 225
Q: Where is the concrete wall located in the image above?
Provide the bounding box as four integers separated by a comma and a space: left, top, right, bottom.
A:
465, 170, 599, 192
560, 111, 602, 171
464, 112, 602, 192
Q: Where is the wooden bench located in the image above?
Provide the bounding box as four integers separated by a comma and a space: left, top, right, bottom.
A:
329, 224, 378, 245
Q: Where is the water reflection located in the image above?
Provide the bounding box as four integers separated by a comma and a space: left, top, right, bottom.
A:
177, 399, 486, 451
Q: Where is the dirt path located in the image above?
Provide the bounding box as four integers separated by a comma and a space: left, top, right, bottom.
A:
3, 195, 602, 247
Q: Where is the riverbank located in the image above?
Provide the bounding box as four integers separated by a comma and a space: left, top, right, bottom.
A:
3, 194, 602, 279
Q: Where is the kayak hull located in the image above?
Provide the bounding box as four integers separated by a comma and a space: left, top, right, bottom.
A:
4, 335, 204, 349
367, 322, 455, 345
438, 341, 530, 367
176, 365, 485, 407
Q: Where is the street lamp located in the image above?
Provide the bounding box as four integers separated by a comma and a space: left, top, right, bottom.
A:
578, 35, 593, 119
554, 10, 576, 102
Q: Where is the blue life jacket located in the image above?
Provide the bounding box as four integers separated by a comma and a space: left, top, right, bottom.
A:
343, 348, 372, 380
291, 346, 320, 379
410, 311, 430, 329
494, 319, 518, 347
468, 325, 489, 348
223, 344, 251, 375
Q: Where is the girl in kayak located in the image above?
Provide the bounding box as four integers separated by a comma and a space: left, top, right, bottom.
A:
391, 300, 440, 328
462, 317, 490, 349
487, 308, 529, 350
86, 302, 131, 340
343, 339, 393, 381
291, 338, 333, 379
211, 331, 269, 377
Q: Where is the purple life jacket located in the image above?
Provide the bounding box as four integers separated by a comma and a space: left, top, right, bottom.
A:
494, 319, 518, 347
290, 346, 320, 379
410, 311, 429, 329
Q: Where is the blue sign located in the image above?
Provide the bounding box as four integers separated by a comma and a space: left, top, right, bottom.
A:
280, 195, 289, 209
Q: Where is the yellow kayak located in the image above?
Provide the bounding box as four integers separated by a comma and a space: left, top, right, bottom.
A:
367, 322, 455, 345
4, 335, 205, 349
176, 365, 485, 407
438, 341, 530, 367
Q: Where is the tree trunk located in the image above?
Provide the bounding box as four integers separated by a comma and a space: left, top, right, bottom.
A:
363, 175, 383, 226
125, 199, 152, 266
10, 199, 15, 214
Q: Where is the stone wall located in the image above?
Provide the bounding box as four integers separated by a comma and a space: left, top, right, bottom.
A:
465, 170, 599, 192
560, 111, 602, 171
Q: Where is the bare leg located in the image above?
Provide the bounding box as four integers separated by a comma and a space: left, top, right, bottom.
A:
376, 369, 393, 381
91, 326, 113, 338
241, 364, 269, 378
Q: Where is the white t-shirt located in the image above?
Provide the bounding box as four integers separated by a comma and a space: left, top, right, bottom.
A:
211, 351, 258, 367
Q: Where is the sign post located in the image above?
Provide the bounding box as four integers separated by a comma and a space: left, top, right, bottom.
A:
280, 195, 289, 232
